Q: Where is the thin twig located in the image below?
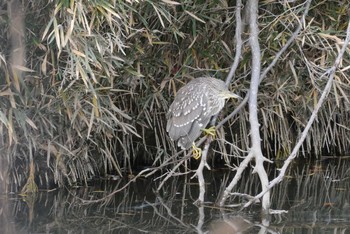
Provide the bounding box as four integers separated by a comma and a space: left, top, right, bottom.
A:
194, 138, 211, 204
219, 151, 254, 206
225, 0, 244, 87
156, 154, 191, 191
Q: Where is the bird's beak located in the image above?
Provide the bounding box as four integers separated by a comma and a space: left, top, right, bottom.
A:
222, 91, 241, 100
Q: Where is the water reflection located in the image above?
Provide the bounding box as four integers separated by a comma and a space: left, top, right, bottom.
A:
208, 215, 253, 233
1, 158, 350, 233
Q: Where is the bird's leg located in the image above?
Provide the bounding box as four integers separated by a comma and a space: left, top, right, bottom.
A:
192, 126, 216, 159
201, 126, 216, 139
192, 143, 202, 160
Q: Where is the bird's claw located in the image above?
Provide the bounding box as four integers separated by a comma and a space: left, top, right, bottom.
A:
202, 126, 216, 139
192, 143, 202, 160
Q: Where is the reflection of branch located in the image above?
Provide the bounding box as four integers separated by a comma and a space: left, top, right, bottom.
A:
79, 148, 192, 203
153, 195, 192, 229
243, 19, 350, 209
195, 206, 205, 233
156, 153, 192, 191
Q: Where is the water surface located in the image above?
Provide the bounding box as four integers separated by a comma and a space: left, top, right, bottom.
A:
1, 158, 350, 233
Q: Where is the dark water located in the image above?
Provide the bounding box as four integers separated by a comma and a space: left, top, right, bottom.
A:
1, 158, 350, 233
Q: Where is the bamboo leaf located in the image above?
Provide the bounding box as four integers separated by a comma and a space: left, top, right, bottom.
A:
161, 0, 180, 5
0, 110, 8, 127
184, 10, 206, 24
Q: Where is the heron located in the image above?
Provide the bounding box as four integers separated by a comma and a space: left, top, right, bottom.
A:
166, 77, 240, 158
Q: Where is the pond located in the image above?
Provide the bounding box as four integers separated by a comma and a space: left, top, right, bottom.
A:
1, 158, 350, 233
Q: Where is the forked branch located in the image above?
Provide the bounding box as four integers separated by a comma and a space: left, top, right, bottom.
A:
243, 18, 350, 209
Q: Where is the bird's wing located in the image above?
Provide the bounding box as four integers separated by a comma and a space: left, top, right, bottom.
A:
167, 92, 211, 149
167, 97, 203, 141
177, 116, 211, 149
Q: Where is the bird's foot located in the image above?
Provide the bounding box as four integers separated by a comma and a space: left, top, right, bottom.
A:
202, 126, 216, 139
192, 143, 202, 160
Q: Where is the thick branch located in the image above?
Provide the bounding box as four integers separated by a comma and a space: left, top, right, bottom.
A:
248, 0, 261, 149
217, 0, 312, 129
243, 18, 350, 209
247, 0, 270, 212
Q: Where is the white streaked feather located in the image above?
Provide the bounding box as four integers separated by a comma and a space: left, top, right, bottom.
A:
166, 77, 232, 149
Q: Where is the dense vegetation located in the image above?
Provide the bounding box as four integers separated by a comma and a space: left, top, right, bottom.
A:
0, 0, 349, 194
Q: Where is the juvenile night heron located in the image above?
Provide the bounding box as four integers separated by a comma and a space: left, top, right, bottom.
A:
166, 77, 240, 155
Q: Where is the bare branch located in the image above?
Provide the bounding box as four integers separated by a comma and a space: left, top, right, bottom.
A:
194, 140, 211, 205
225, 0, 244, 87
243, 18, 350, 209
217, 0, 312, 129
192, 0, 245, 205
246, 0, 271, 212
218, 151, 254, 206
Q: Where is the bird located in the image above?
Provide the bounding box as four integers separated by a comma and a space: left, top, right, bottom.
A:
166, 77, 240, 153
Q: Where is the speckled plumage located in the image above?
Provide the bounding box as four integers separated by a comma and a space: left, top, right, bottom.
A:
166, 77, 238, 149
